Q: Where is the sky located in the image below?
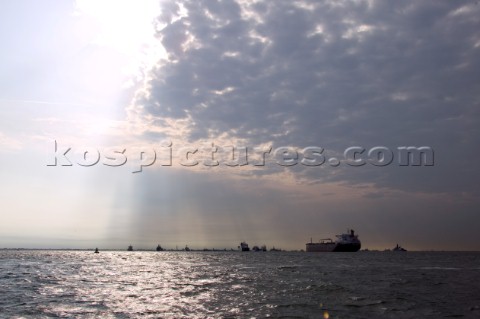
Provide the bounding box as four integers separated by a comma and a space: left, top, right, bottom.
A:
1, 0, 479, 250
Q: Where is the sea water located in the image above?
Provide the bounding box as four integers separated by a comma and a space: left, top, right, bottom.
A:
1, 250, 479, 318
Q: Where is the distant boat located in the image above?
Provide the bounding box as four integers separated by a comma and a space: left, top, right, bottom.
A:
156, 244, 164, 251
94, 248, 99, 253
127, 245, 133, 251
184, 245, 190, 251
239, 242, 250, 251
252, 245, 267, 252
306, 229, 361, 252
392, 244, 407, 252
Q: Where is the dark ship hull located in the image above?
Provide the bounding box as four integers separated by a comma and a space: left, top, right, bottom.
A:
333, 242, 361, 252
306, 242, 361, 252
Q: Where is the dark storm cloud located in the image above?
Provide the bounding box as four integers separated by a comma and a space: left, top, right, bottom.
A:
131, 0, 480, 194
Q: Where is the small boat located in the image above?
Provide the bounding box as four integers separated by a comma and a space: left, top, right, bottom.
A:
392, 244, 407, 252
184, 245, 190, 251
239, 242, 250, 251
94, 248, 99, 253
127, 245, 133, 251
252, 245, 267, 252
156, 244, 164, 251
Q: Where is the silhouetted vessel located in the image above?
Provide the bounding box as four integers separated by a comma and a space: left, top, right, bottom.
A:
392, 244, 407, 252
306, 229, 361, 252
252, 245, 267, 251
184, 245, 190, 251
127, 245, 133, 251
156, 244, 164, 251
94, 248, 99, 253
239, 242, 250, 251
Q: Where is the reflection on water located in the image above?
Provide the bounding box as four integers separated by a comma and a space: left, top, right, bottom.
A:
1, 251, 480, 318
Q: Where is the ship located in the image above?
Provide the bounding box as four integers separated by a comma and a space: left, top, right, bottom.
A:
127, 245, 133, 251
239, 242, 250, 251
252, 245, 267, 252
392, 244, 407, 252
156, 244, 164, 251
306, 229, 361, 252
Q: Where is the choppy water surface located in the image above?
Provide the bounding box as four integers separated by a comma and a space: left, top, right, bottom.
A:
1, 251, 480, 318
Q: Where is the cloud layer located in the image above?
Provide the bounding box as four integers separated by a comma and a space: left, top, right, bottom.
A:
128, 0, 480, 195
